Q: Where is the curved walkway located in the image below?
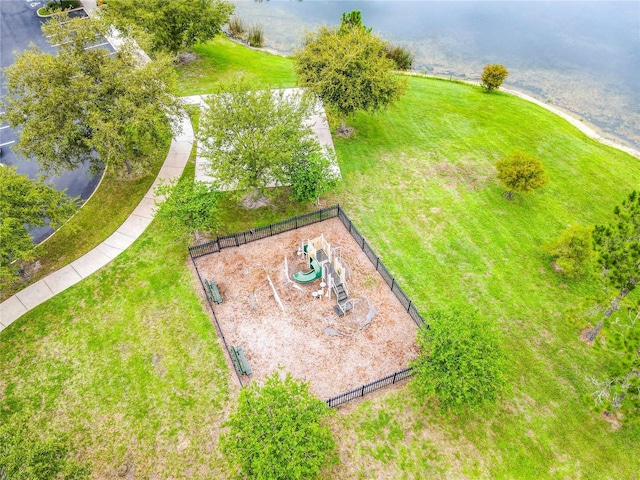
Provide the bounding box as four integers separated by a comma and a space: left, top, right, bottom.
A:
0, 115, 194, 332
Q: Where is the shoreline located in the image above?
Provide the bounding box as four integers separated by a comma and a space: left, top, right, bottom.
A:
227, 35, 640, 160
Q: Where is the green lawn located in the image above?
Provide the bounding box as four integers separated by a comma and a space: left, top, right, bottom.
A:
174, 37, 296, 96
2, 38, 639, 478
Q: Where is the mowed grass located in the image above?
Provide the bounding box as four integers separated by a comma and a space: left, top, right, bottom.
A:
2, 38, 640, 478
323, 77, 640, 478
1, 163, 234, 478
174, 37, 296, 96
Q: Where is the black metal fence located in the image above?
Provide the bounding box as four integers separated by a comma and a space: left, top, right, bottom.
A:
189, 205, 340, 258
188, 204, 427, 407
336, 207, 425, 328
325, 368, 414, 408
189, 258, 245, 387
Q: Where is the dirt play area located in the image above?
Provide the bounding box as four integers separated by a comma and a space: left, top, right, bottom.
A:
193, 218, 420, 400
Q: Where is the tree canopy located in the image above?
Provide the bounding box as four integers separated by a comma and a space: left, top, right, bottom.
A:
411, 310, 506, 411
590, 308, 640, 426
481, 64, 509, 92
495, 151, 549, 199
586, 191, 640, 341
197, 81, 336, 200
0, 167, 77, 288
294, 18, 406, 133
154, 179, 220, 239
2, 14, 182, 176
220, 371, 337, 479
104, 0, 234, 55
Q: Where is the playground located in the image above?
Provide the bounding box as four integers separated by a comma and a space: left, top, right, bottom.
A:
192, 217, 419, 400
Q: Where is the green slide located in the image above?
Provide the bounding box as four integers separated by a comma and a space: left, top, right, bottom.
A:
293, 258, 322, 284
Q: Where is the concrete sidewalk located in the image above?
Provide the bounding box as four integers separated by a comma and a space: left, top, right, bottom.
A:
0, 114, 194, 332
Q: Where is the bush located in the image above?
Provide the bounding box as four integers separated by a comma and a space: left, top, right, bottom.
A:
384, 44, 414, 70
220, 371, 337, 479
544, 224, 593, 278
481, 63, 509, 92
228, 16, 246, 37
246, 25, 264, 48
411, 310, 507, 411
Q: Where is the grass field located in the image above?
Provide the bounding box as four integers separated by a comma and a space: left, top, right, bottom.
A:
1, 134, 172, 302
1, 37, 639, 478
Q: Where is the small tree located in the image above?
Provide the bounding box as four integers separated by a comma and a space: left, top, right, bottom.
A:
104, 0, 234, 56
544, 224, 594, 278
294, 16, 406, 134
197, 80, 330, 199
0, 167, 78, 288
154, 179, 220, 240
495, 151, 549, 199
411, 310, 506, 411
286, 151, 339, 204
586, 191, 640, 341
481, 64, 509, 92
220, 371, 337, 479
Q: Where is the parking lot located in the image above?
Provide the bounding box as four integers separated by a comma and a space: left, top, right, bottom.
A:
1, 0, 111, 241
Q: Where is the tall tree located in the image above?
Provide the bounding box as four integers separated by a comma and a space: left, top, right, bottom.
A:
589, 308, 640, 425
197, 81, 335, 199
0, 167, 78, 288
411, 310, 506, 411
495, 151, 549, 199
2, 14, 182, 176
104, 0, 234, 56
294, 18, 406, 134
586, 191, 640, 341
220, 371, 337, 479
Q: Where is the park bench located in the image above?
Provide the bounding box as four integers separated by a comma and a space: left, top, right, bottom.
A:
205, 279, 223, 304
231, 346, 252, 375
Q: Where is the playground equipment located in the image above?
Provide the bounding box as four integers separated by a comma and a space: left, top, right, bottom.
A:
295, 234, 356, 317
324, 297, 377, 337
293, 257, 322, 283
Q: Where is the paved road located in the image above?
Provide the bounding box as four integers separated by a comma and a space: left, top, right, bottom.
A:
0, 0, 109, 242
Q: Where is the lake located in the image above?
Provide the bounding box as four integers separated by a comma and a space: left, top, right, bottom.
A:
231, 0, 640, 150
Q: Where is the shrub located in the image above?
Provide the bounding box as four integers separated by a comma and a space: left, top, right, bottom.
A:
384, 44, 414, 70
228, 16, 246, 37
544, 224, 594, 278
411, 310, 507, 411
246, 25, 264, 48
481, 63, 509, 92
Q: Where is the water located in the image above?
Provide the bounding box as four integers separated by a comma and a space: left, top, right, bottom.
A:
231, 0, 640, 150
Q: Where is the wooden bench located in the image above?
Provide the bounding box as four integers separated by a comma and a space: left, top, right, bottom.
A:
205, 279, 222, 304
231, 346, 252, 375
